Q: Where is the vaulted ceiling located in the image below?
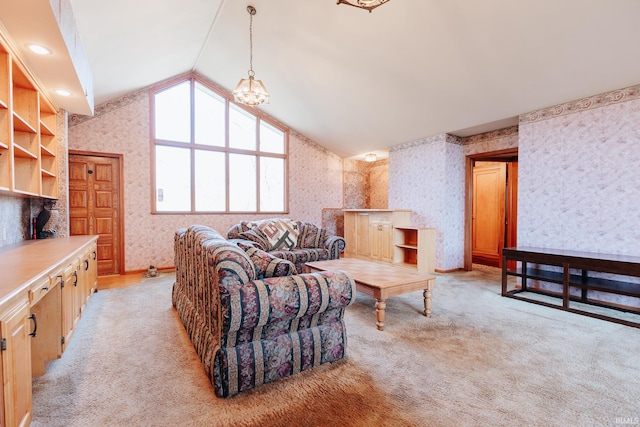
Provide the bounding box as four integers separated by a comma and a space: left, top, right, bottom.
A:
4, 0, 640, 158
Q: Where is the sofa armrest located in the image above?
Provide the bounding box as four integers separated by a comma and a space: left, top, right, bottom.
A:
221, 270, 355, 334
325, 235, 346, 259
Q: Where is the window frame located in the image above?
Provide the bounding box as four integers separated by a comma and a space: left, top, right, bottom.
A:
150, 73, 289, 214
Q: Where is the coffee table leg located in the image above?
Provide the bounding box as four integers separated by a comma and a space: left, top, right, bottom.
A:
375, 299, 386, 331
423, 284, 432, 317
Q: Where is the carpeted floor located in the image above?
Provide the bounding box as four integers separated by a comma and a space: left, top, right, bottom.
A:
31, 268, 640, 426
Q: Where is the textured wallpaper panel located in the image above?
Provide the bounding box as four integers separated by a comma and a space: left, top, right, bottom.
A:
69, 94, 342, 271
518, 98, 640, 256
369, 159, 389, 209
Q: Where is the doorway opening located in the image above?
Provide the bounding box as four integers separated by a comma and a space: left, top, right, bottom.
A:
464, 148, 518, 270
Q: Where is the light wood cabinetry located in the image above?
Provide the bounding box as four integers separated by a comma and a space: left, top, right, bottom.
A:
369, 221, 393, 263
0, 236, 98, 426
344, 209, 436, 272
0, 300, 33, 427
0, 31, 59, 199
394, 227, 436, 273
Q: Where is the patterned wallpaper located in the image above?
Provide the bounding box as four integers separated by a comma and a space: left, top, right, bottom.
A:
369, 159, 389, 209
67, 90, 342, 271
342, 158, 389, 209
343, 159, 368, 208
389, 130, 519, 271
518, 98, 640, 256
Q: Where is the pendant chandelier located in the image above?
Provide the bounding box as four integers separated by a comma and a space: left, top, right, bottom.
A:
233, 5, 269, 106
337, 0, 391, 13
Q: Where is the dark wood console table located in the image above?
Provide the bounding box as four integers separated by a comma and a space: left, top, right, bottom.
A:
501, 247, 640, 328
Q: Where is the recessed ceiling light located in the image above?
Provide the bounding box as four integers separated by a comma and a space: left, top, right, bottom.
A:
55, 89, 72, 97
28, 44, 52, 55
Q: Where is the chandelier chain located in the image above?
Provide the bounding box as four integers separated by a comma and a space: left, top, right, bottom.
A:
248, 7, 254, 77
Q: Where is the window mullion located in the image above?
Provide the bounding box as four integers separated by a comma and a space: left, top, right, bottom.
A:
190, 78, 197, 213
256, 118, 261, 212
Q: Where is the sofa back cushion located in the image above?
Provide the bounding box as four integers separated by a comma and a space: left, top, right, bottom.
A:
297, 222, 328, 249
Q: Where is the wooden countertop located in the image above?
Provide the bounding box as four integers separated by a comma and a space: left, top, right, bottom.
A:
0, 236, 98, 311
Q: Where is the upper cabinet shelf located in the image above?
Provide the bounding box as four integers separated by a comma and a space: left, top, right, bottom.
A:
0, 33, 59, 199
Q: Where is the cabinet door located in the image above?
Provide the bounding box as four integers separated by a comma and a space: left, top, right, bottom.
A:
57, 263, 77, 351
343, 212, 356, 257
1, 300, 33, 427
356, 214, 370, 257
369, 222, 393, 263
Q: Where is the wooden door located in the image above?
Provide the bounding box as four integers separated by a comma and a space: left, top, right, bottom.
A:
472, 162, 506, 267
68, 153, 122, 276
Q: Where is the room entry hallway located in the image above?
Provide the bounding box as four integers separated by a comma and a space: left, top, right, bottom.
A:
466, 149, 518, 270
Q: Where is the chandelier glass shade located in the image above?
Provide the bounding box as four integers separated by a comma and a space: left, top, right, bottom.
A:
336, 0, 391, 12
233, 6, 269, 106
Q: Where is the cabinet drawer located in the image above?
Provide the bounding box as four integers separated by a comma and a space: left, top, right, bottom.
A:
29, 277, 53, 306
49, 263, 77, 289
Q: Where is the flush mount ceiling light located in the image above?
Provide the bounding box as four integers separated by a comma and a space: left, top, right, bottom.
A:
232, 5, 270, 106
27, 44, 52, 55
364, 153, 377, 162
336, 0, 391, 13
55, 89, 72, 97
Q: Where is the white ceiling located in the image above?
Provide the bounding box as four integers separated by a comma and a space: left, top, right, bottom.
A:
6, 0, 640, 158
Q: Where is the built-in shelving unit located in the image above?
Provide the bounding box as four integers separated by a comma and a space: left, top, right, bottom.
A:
0, 32, 59, 199
394, 226, 436, 273
40, 94, 58, 198
0, 44, 10, 191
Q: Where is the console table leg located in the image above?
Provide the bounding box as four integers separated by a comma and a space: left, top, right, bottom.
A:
375, 299, 386, 331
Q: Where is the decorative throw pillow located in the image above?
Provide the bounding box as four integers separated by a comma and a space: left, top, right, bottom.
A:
245, 246, 297, 278
256, 219, 300, 251
238, 229, 270, 251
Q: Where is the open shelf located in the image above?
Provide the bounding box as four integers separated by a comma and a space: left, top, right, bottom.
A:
393, 226, 436, 273
0, 37, 59, 199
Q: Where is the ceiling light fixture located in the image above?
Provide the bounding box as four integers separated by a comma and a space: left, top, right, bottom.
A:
55, 89, 72, 97
233, 5, 269, 106
364, 153, 377, 162
28, 44, 52, 55
337, 0, 391, 13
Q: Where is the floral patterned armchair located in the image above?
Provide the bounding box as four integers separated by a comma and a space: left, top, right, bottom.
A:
172, 225, 356, 397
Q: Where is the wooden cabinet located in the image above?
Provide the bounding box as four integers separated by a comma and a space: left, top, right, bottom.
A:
344, 210, 437, 273
0, 300, 33, 427
0, 236, 98, 426
0, 31, 59, 198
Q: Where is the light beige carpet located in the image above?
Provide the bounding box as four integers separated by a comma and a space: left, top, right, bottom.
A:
31, 269, 640, 426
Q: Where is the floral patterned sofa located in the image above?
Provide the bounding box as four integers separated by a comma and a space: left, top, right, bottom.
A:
172, 225, 356, 397
226, 218, 346, 273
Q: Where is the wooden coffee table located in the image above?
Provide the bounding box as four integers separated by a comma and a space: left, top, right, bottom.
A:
306, 258, 436, 331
